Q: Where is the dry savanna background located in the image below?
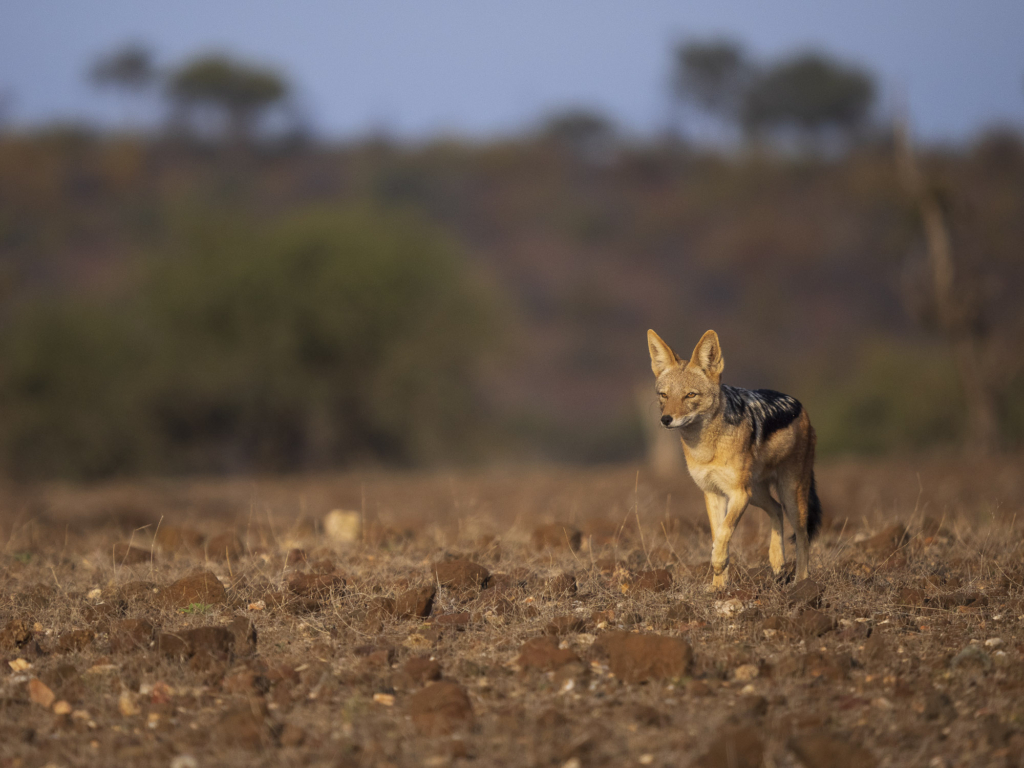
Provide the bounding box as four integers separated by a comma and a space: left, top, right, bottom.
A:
2, 20, 1024, 768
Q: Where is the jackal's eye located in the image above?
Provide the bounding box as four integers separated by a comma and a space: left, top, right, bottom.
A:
685, 392, 697, 398
657, 392, 667, 399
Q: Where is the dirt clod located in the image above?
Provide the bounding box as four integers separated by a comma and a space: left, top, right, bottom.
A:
515, 636, 579, 671
113, 542, 151, 565
160, 570, 226, 608
394, 585, 436, 618
632, 569, 673, 592
407, 681, 474, 735
433, 559, 490, 591
598, 631, 693, 683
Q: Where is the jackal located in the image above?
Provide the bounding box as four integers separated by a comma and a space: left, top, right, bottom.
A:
647, 329, 822, 588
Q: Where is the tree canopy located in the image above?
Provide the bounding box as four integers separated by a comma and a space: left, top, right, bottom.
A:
167, 54, 289, 143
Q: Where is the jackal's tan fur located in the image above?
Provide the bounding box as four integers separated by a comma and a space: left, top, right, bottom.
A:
647, 329, 821, 588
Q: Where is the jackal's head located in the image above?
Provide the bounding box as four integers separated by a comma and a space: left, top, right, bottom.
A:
647, 329, 724, 429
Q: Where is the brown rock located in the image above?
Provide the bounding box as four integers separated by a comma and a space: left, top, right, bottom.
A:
161, 570, 226, 609
394, 585, 435, 618
28, 678, 56, 708
206, 531, 244, 561
109, 619, 154, 653
0, 619, 32, 651
545, 572, 577, 596
408, 681, 474, 736
900, 587, 925, 606
598, 631, 693, 683
182, 626, 236, 659
402, 656, 442, 684
113, 542, 152, 565
787, 578, 823, 608
696, 727, 764, 768
56, 629, 94, 653
788, 733, 878, 768
860, 524, 909, 557
432, 560, 490, 591
287, 573, 345, 600
154, 525, 204, 555
158, 626, 236, 660
793, 609, 836, 637
515, 637, 580, 671
632, 569, 673, 592
545, 615, 587, 636
532, 523, 582, 552
157, 632, 190, 659
285, 548, 308, 565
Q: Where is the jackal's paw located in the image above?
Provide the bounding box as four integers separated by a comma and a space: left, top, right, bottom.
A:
709, 571, 729, 591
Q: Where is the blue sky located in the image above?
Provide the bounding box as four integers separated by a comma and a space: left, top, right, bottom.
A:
2, 0, 1022, 143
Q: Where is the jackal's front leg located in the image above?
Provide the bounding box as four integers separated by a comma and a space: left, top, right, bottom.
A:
708, 489, 751, 590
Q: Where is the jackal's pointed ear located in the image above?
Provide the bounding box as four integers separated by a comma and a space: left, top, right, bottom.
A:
647, 329, 680, 377
690, 330, 724, 378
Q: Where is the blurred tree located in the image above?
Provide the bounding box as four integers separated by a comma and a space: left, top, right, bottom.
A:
671, 39, 752, 136
894, 119, 1000, 454
167, 54, 288, 145
0, 206, 498, 479
742, 52, 874, 142
90, 44, 156, 130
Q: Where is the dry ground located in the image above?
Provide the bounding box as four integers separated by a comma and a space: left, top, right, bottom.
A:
1, 453, 1023, 768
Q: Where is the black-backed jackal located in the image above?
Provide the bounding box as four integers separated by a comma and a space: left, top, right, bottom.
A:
647, 329, 822, 588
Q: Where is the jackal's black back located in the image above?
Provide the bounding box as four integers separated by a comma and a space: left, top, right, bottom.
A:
720, 385, 802, 444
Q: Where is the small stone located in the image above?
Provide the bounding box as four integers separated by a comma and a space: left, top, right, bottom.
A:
733, 664, 760, 682
787, 579, 823, 608
715, 598, 744, 617
118, 692, 141, 717
324, 510, 361, 543
632, 569, 673, 592
984, 637, 1004, 648
793, 609, 836, 637
546, 573, 577, 596
433, 560, 490, 591
950, 645, 992, 671
545, 615, 587, 636
394, 585, 436, 618
52, 700, 72, 715
160, 570, 226, 609
515, 637, 579, 671
28, 678, 55, 708
402, 656, 442, 684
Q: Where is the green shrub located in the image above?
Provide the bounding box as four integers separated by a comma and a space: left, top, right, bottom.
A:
0, 206, 497, 479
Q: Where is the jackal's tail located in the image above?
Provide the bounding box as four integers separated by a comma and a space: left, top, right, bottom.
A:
807, 471, 823, 542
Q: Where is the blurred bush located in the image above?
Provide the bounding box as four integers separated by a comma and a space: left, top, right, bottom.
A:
0, 206, 496, 479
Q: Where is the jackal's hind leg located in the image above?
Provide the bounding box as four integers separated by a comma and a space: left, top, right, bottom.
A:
752, 486, 786, 576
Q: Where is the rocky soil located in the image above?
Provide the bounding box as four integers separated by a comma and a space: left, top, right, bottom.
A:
1, 454, 1023, 767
